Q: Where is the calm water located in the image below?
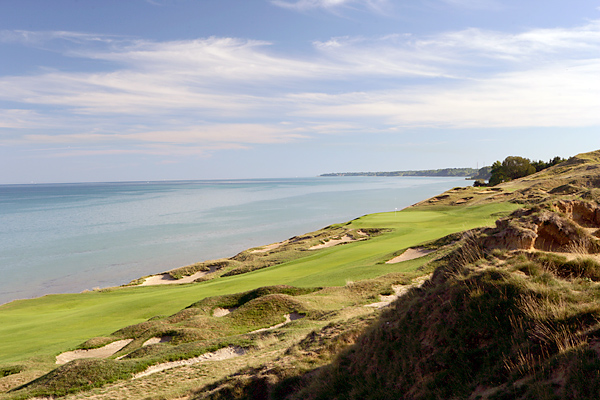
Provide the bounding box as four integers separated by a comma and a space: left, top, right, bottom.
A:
0, 177, 465, 305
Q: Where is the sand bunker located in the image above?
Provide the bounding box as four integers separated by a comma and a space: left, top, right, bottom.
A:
132, 346, 245, 379
140, 270, 210, 286
249, 313, 305, 334
142, 336, 172, 347
386, 248, 435, 264
213, 307, 236, 317
250, 240, 288, 253
56, 339, 133, 364
309, 235, 358, 250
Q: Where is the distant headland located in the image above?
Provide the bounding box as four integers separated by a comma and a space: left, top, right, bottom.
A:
321, 167, 490, 179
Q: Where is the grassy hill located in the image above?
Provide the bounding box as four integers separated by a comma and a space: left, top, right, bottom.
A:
2, 150, 600, 399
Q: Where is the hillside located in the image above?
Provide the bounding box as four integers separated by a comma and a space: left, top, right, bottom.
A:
2, 150, 600, 400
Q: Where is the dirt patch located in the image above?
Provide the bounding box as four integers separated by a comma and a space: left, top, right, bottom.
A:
365, 275, 431, 308
132, 346, 245, 379
386, 248, 435, 264
56, 339, 133, 364
555, 200, 600, 228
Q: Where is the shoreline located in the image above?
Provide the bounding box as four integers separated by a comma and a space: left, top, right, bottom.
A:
0, 177, 466, 307
0, 204, 410, 307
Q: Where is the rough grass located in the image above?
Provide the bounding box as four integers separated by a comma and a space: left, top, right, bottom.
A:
191, 314, 379, 400
187, 198, 600, 400
9, 359, 143, 399
231, 250, 600, 400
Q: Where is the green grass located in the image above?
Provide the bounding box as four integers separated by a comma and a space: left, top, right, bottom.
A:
0, 202, 519, 365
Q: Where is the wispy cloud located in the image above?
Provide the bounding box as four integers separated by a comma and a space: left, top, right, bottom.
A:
44, 143, 249, 158
0, 30, 117, 45
289, 58, 600, 128
271, 0, 389, 12
439, 0, 502, 11
1, 20, 599, 156
22, 124, 306, 145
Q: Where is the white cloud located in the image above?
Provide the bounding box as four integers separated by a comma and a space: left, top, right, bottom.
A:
439, 0, 502, 10
19, 124, 307, 146
0, 30, 124, 51
40, 144, 248, 158
420, 21, 600, 64
288, 58, 600, 128
0, 109, 46, 129
1, 20, 599, 154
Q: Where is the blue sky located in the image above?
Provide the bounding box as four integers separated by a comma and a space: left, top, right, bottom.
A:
1, 0, 599, 183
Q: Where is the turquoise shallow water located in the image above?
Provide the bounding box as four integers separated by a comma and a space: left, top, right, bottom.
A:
0, 177, 465, 304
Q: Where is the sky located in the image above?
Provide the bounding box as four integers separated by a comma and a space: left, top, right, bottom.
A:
0, 0, 599, 183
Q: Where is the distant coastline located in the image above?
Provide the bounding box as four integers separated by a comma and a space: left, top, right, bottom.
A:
321, 167, 480, 178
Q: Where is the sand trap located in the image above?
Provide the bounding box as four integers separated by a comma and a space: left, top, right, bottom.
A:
250, 240, 288, 253
386, 248, 435, 264
249, 313, 305, 334
140, 268, 215, 286
142, 336, 172, 347
309, 235, 358, 250
365, 275, 431, 309
56, 339, 133, 364
132, 346, 245, 379
213, 307, 237, 317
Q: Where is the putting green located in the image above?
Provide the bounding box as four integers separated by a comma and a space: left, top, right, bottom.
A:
0, 202, 518, 364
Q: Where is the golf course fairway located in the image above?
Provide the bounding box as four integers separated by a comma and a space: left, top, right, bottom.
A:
0, 202, 519, 364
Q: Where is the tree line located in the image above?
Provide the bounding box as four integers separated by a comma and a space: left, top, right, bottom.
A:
321, 168, 479, 177
480, 156, 565, 186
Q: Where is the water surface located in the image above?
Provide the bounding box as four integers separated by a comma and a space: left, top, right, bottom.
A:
0, 177, 466, 304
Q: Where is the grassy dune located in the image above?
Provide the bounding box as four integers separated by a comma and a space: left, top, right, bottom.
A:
0, 202, 518, 365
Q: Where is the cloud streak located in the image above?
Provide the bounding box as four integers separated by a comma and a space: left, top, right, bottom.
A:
271, 0, 388, 12
1, 20, 599, 155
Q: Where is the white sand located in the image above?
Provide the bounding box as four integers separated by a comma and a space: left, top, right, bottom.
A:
250, 240, 288, 253
56, 339, 133, 364
132, 347, 245, 379
140, 270, 209, 286
142, 336, 172, 347
249, 313, 305, 334
386, 248, 435, 264
309, 235, 357, 250
213, 307, 236, 317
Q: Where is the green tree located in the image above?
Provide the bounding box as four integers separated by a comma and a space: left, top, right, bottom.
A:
487, 155, 565, 186
549, 156, 565, 167
488, 161, 507, 186
502, 156, 536, 180
532, 159, 547, 172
